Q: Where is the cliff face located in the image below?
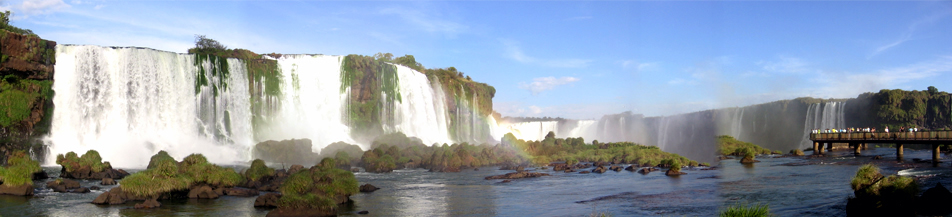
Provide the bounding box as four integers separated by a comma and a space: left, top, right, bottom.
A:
0, 29, 56, 155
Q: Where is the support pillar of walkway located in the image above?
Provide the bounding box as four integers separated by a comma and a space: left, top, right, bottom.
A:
897, 143, 904, 161
933, 144, 941, 167
853, 143, 862, 156
813, 142, 819, 155
818, 143, 825, 155
862, 143, 868, 150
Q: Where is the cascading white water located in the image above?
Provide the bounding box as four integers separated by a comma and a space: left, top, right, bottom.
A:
255, 55, 357, 151
387, 64, 452, 146
799, 102, 847, 148
47, 45, 253, 167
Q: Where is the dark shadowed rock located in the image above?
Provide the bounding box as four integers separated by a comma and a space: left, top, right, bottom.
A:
266, 208, 334, 217
288, 164, 305, 174
592, 166, 607, 174
638, 167, 658, 175
90, 186, 101, 190
0, 184, 34, 196
351, 168, 361, 173
47, 179, 81, 192
134, 198, 160, 209
32, 171, 49, 180
100, 178, 116, 185
485, 171, 551, 180
359, 184, 380, 193
254, 193, 281, 207
740, 157, 760, 164
579, 171, 590, 174
73, 187, 91, 193
358, 211, 369, 214
609, 165, 622, 172
500, 180, 511, 183
918, 183, 952, 215
625, 165, 637, 171
225, 188, 260, 197
187, 185, 219, 199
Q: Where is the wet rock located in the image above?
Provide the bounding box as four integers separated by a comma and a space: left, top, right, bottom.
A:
73, 187, 91, 193
134, 198, 160, 209
187, 185, 219, 199
592, 166, 607, 174
101, 178, 116, 185
225, 188, 259, 197
91, 186, 142, 205
484, 171, 551, 180
350, 168, 361, 173
500, 180, 511, 183
359, 184, 380, 193
873, 155, 883, 160
918, 183, 952, 215
552, 163, 570, 171
563, 169, 576, 173
61, 167, 129, 180
358, 211, 369, 214
637, 167, 658, 175
625, 165, 637, 171
47, 179, 81, 192
0, 184, 34, 196
609, 165, 623, 172
665, 169, 686, 176
266, 208, 334, 217
32, 171, 49, 180
287, 164, 305, 174
579, 171, 590, 174
90, 186, 101, 190
474, 168, 479, 171
740, 157, 760, 164
254, 193, 281, 207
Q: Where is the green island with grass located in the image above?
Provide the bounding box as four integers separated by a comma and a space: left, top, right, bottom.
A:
0, 151, 41, 188
717, 135, 774, 156
120, 151, 244, 198
272, 158, 358, 215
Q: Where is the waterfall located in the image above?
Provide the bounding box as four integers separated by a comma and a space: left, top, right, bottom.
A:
387, 64, 452, 146
47, 45, 253, 167
799, 102, 847, 148
256, 54, 356, 150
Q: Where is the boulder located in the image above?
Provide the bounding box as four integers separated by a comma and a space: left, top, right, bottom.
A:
638, 167, 658, 175
359, 184, 380, 193
609, 165, 622, 172
0, 184, 34, 196
254, 193, 282, 207
101, 178, 116, 185
32, 171, 49, 180
358, 211, 369, 214
266, 208, 334, 217
288, 164, 305, 174
740, 157, 760, 164
61, 167, 129, 180
563, 169, 576, 173
187, 185, 219, 199
73, 187, 91, 193
350, 168, 361, 173
47, 179, 81, 192
665, 169, 686, 176
90, 186, 101, 190
625, 165, 637, 171
918, 183, 952, 215
225, 188, 260, 197
484, 171, 551, 180
579, 171, 590, 174
592, 166, 607, 174
92, 187, 136, 205
134, 198, 161, 209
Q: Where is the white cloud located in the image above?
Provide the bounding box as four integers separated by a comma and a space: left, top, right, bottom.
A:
519, 76, 580, 95
528, 105, 543, 115
379, 7, 467, 36
868, 11, 950, 58
758, 56, 809, 74
19, 0, 69, 15
622, 60, 658, 72
812, 56, 952, 98
502, 39, 592, 68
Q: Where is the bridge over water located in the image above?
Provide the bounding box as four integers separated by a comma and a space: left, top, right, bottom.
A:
810, 131, 952, 166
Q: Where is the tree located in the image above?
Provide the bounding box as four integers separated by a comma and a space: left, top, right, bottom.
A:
194, 34, 228, 52
928, 86, 939, 95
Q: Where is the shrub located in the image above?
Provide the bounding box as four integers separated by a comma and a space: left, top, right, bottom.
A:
0, 151, 41, 186
245, 159, 274, 182
120, 152, 243, 197
669, 160, 682, 173
276, 158, 358, 212
718, 203, 771, 217
55, 150, 109, 173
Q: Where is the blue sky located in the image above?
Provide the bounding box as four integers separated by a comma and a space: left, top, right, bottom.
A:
3, 0, 951, 119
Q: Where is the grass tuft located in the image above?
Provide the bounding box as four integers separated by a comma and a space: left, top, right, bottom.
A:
719, 203, 771, 217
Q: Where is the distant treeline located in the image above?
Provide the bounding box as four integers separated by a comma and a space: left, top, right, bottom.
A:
847, 86, 952, 130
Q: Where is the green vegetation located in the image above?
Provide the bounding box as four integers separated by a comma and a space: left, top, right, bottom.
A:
0, 151, 41, 186
187, 35, 283, 142
717, 135, 772, 156
0, 11, 35, 36
853, 87, 952, 130
120, 152, 243, 198
276, 158, 359, 213
245, 159, 274, 182
669, 160, 682, 173
847, 164, 918, 216
339, 54, 401, 138
0, 78, 52, 127
358, 131, 701, 173
55, 150, 109, 173
718, 203, 771, 217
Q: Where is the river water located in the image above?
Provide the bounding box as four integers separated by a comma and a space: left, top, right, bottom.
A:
4, 147, 950, 216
